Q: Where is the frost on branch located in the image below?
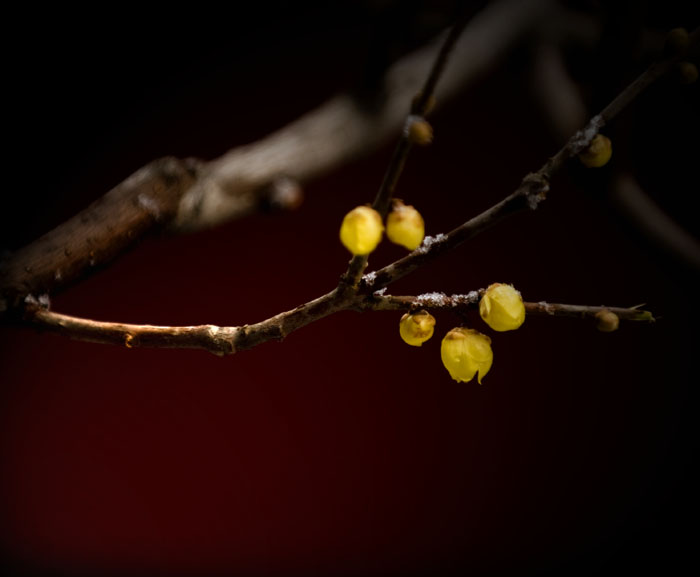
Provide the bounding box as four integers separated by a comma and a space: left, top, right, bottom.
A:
416, 233, 447, 254
570, 114, 605, 155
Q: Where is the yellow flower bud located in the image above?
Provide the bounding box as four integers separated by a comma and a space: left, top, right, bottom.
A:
407, 118, 433, 146
440, 327, 493, 384
479, 283, 526, 332
595, 309, 619, 332
399, 310, 436, 346
339, 205, 384, 255
386, 201, 425, 251
579, 134, 612, 168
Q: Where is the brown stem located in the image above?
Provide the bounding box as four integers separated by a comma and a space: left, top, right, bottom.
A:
363, 294, 654, 322
21, 287, 348, 356
21, 292, 653, 356
364, 28, 700, 292
340, 14, 471, 293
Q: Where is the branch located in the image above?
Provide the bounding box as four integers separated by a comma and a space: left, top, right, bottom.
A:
364, 26, 700, 291
529, 34, 700, 273
363, 294, 654, 322
0, 0, 554, 313
19, 289, 344, 356
340, 8, 470, 291
20, 292, 653, 355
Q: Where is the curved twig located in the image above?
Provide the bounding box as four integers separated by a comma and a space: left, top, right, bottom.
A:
21, 293, 653, 356
364, 26, 699, 291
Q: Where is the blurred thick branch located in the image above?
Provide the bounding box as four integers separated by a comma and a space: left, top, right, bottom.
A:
0, 0, 554, 312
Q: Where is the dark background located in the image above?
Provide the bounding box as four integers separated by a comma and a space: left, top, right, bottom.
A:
1, 2, 698, 576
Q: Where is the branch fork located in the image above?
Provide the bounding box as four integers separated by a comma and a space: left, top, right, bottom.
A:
4, 8, 686, 356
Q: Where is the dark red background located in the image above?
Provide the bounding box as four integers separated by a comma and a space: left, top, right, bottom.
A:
1, 3, 698, 576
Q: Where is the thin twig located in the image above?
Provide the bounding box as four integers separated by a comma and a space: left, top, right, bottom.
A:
363, 294, 654, 322
340, 12, 470, 291
412, 13, 470, 115
364, 27, 699, 292
22, 293, 653, 355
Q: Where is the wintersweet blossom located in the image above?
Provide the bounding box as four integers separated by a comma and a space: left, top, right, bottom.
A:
386, 201, 425, 251
339, 206, 384, 255
399, 310, 436, 346
440, 327, 493, 383
479, 283, 526, 332
579, 134, 612, 167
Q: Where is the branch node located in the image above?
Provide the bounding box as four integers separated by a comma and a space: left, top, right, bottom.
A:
24, 293, 51, 311
521, 173, 550, 209
404, 115, 433, 145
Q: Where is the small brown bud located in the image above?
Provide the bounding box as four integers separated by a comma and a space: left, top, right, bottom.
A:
406, 118, 433, 146
675, 61, 698, 84
664, 27, 689, 56
595, 310, 619, 332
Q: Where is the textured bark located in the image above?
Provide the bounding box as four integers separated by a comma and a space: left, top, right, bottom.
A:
1, 157, 200, 311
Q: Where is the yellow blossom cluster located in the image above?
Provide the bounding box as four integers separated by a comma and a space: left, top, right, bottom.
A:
339, 202, 527, 384
399, 284, 526, 384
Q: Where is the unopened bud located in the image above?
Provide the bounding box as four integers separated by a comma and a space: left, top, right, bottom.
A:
399, 310, 436, 346
406, 118, 433, 146
339, 206, 384, 255
386, 200, 425, 251
441, 327, 493, 384
595, 309, 619, 332
479, 283, 526, 332
579, 134, 612, 168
